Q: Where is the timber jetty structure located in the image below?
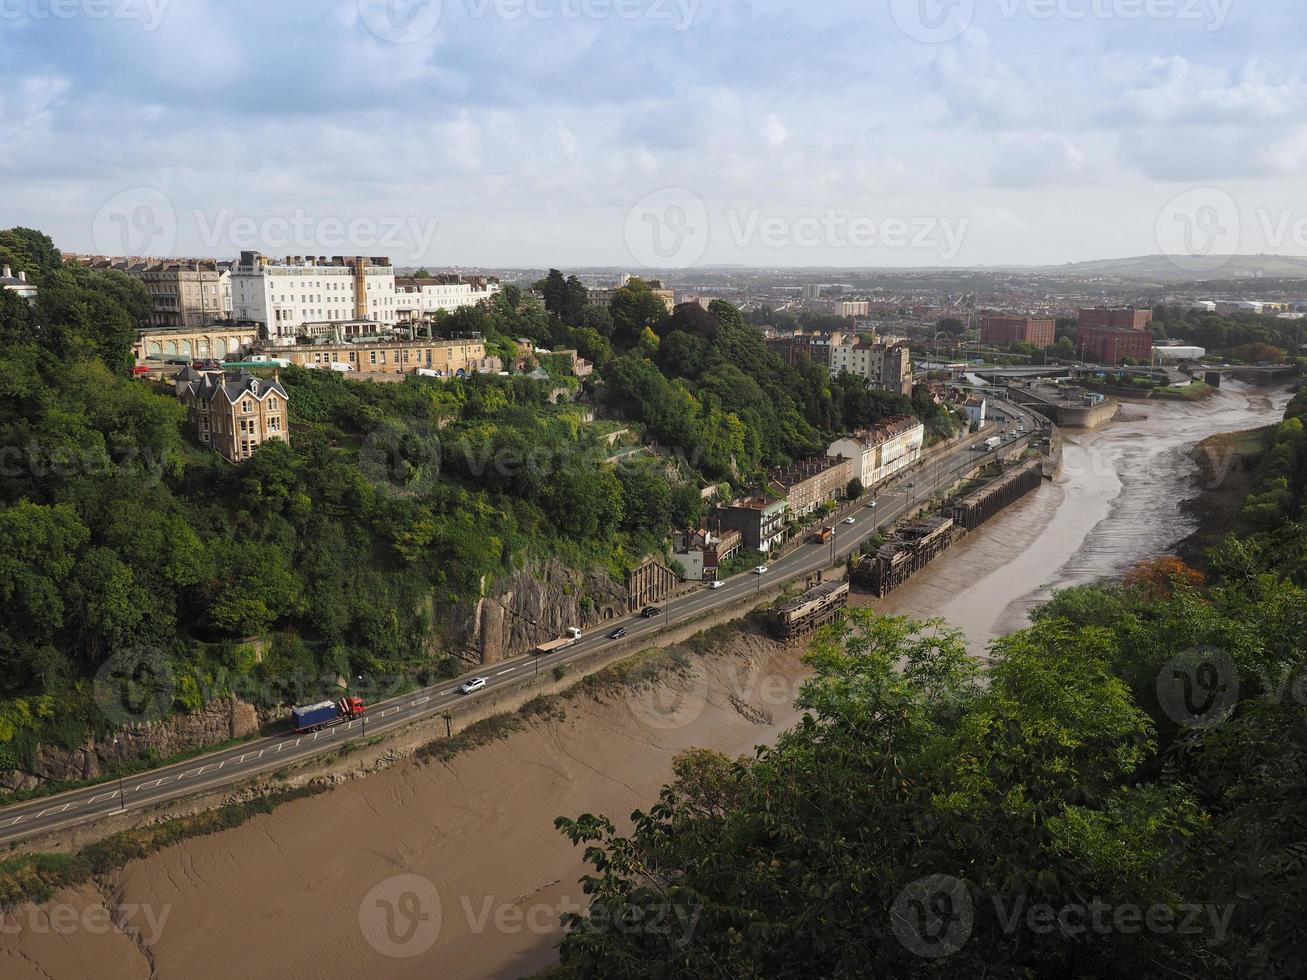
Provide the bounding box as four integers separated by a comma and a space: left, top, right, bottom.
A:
852, 457, 1046, 600
772, 579, 851, 642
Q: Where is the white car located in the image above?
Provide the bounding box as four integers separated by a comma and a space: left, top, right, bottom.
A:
459, 677, 487, 695
708, 581, 725, 590
754, 566, 769, 575
843, 517, 856, 525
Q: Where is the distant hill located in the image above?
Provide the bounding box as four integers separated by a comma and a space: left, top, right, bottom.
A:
1026, 254, 1307, 283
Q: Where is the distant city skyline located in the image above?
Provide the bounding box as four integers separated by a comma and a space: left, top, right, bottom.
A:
4, 0, 1307, 269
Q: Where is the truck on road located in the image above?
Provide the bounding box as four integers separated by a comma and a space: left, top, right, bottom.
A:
532, 627, 583, 656
984, 436, 1003, 452
292, 696, 366, 734
813, 526, 835, 544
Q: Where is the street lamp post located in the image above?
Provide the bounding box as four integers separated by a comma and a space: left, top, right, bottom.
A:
529, 619, 540, 677
111, 737, 126, 813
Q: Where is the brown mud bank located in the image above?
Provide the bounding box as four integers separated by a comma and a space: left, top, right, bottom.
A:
0, 622, 813, 980
868, 381, 1292, 653
1175, 427, 1269, 566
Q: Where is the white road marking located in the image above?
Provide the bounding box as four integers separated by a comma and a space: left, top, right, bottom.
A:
0, 436, 1009, 841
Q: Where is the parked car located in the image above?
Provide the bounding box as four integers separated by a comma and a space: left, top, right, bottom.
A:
459, 677, 487, 695
641, 607, 662, 618
608, 627, 629, 640
754, 566, 769, 575
708, 581, 725, 590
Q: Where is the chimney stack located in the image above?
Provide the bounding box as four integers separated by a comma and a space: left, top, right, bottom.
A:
2, 265, 10, 279
18, 271, 25, 282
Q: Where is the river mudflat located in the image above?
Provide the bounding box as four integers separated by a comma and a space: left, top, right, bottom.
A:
871, 380, 1292, 652
0, 382, 1291, 979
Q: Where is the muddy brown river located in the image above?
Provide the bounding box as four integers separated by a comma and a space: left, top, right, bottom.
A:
874, 381, 1293, 652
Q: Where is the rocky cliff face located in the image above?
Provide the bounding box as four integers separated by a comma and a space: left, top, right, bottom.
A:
0, 697, 260, 794
442, 559, 634, 664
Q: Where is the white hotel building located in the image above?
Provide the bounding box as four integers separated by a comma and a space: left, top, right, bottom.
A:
231, 252, 400, 343
827, 417, 925, 490
393, 275, 500, 319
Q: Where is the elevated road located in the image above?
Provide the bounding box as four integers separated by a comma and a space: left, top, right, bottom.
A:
0, 408, 1047, 847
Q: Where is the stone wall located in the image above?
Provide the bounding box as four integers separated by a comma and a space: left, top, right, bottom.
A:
438, 559, 636, 665
0, 698, 260, 794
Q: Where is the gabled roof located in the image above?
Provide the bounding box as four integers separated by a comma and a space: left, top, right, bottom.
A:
179, 370, 288, 405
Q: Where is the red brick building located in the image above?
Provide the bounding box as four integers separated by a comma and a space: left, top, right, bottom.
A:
980, 316, 1056, 348
1078, 308, 1154, 332
1077, 328, 1152, 365
1075, 308, 1154, 365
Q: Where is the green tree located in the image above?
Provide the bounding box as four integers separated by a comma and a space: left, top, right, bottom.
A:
610, 278, 669, 347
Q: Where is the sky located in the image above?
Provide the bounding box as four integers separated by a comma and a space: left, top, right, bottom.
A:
2, 0, 1306, 269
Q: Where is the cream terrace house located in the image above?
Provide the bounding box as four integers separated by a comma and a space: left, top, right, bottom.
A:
175, 368, 290, 463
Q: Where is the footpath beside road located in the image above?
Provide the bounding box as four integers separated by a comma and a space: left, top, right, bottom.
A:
0, 410, 1048, 850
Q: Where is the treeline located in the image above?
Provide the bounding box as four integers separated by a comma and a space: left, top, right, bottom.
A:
1154, 307, 1306, 360
0, 236, 695, 763
551, 399, 1307, 977
582, 280, 952, 480
0, 233, 944, 769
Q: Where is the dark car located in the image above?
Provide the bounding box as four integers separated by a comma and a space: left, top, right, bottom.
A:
640, 607, 662, 618
608, 627, 629, 640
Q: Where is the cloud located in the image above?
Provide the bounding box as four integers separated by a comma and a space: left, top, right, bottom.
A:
761, 113, 789, 149
2, 0, 1306, 266
990, 132, 1089, 189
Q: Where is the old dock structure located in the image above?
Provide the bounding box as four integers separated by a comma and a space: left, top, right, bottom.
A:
850, 454, 1048, 600
851, 516, 956, 598
772, 579, 851, 641
952, 459, 1044, 531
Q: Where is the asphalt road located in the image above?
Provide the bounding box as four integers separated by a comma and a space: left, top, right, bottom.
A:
0, 405, 1045, 846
